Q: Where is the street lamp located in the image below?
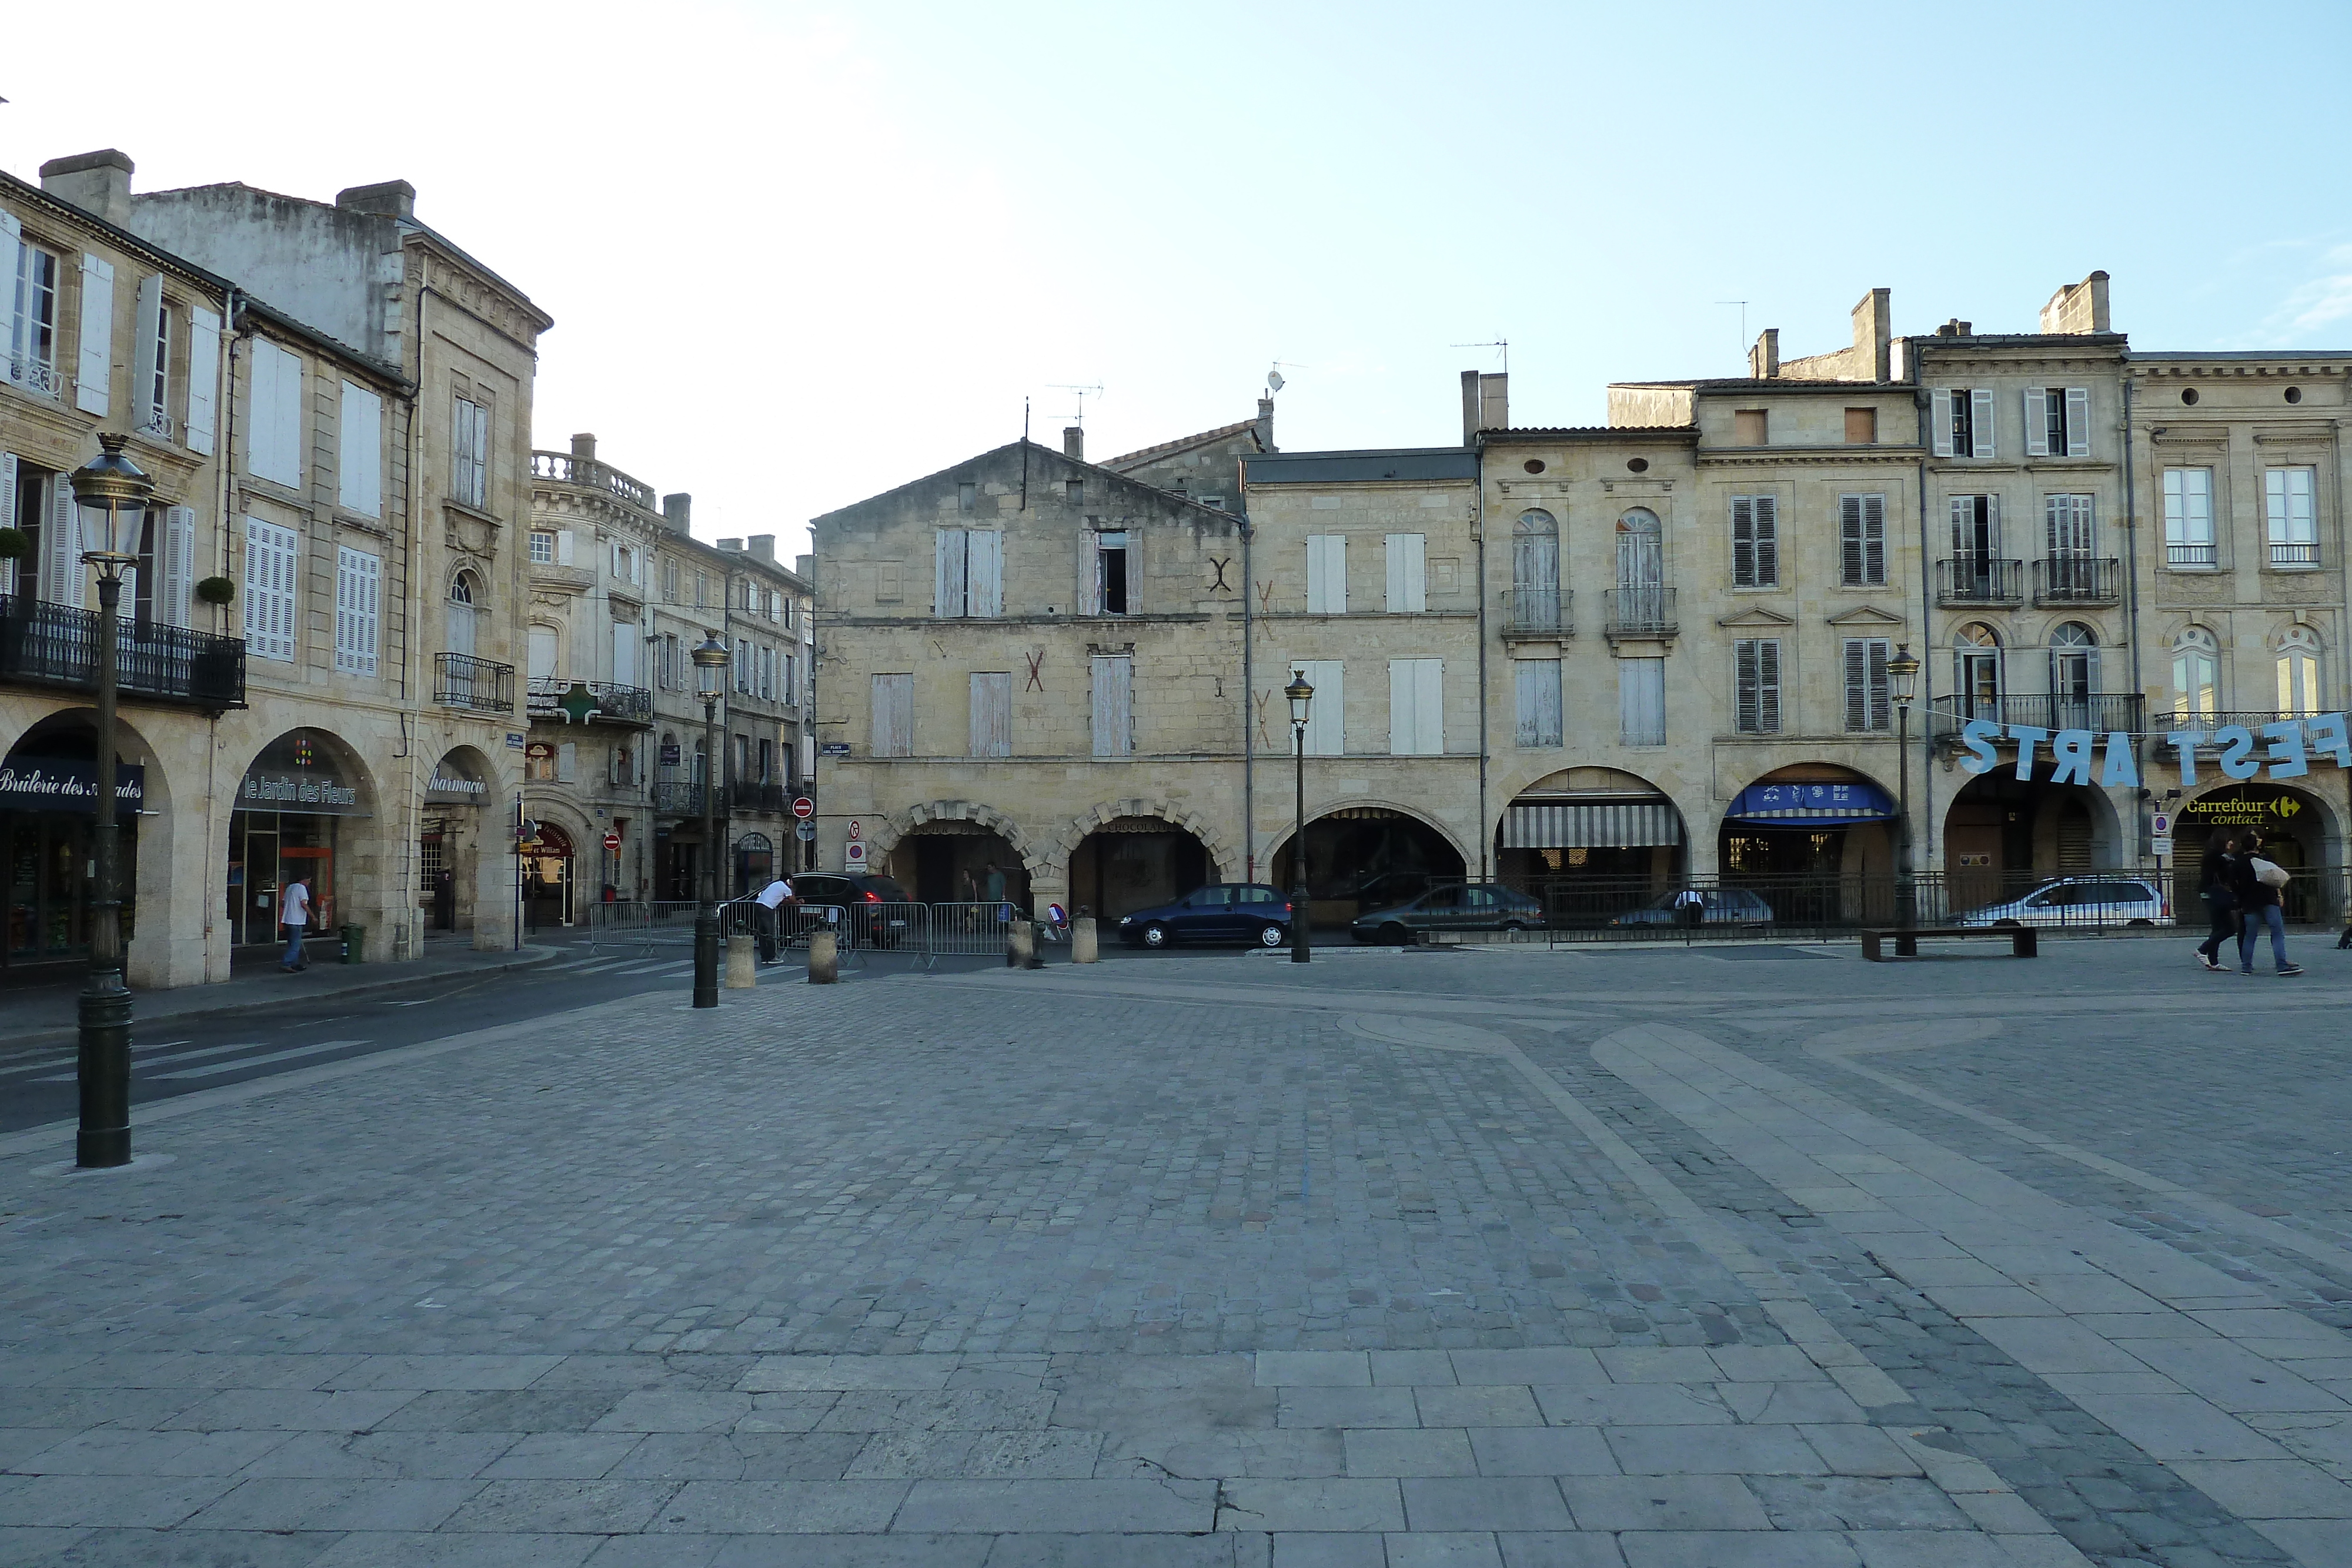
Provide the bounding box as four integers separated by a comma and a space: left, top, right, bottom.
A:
1887, 643, 1921, 931
1286, 669, 1314, 965
690, 631, 731, 1008
69, 433, 152, 1169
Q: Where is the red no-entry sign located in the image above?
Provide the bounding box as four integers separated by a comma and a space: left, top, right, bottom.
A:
792, 797, 815, 820
602, 831, 622, 852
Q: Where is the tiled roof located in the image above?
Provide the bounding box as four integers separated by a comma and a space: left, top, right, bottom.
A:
1103, 418, 1262, 469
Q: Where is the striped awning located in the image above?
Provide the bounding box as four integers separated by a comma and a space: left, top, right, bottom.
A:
1502, 798, 1682, 850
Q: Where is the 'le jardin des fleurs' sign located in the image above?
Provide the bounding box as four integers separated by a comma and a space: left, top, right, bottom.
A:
1959, 713, 2352, 788
237, 730, 368, 817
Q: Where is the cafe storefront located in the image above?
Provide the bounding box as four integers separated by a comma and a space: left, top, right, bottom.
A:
1, 744, 145, 974
227, 730, 369, 948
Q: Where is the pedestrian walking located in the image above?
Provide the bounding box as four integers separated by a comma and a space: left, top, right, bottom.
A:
2194, 834, 2241, 972
983, 861, 1008, 917
754, 872, 794, 962
279, 874, 313, 972
2230, 831, 2303, 976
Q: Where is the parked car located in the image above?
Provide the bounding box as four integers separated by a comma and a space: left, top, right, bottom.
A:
1351, 870, 1456, 914
1607, 888, 1775, 929
1351, 882, 1545, 944
1952, 876, 2171, 928
779, 873, 914, 947
1118, 884, 1295, 948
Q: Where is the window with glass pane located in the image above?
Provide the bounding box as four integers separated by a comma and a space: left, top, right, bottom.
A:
2163, 468, 2214, 566
2277, 630, 2322, 716
529, 531, 554, 564
2267, 468, 2317, 566
2171, 627, 2219, 722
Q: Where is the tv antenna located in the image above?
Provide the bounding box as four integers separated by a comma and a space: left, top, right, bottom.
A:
1451, 338, 1508, 373
1715, 300, 1749, 361
1267, 360, 1310, 393
1047, 382, 1105, 427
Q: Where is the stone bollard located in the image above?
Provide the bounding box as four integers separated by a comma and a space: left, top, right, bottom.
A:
1007, 918, 1035, 969
1072, 916, 1098, 964
725, 934, 757, 988
808, 929, 838, 984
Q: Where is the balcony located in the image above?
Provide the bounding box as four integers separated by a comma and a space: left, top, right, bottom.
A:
527, 677, 653, 728
433, 652, 515, 714
530, 450, 655, 511
2032, 556, 2122, 607
1503, 586, 1572, 639
653, 780, 713, 817
2270, 541, 2321, 569
1928, 693, 2146, 738
0, 594, 245, 710
1936, 557, 2024, 607
4, 356, 65, 399
730, 781, 789, 814
1602, 587, 1676, 638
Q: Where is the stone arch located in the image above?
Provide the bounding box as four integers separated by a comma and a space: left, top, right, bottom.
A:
1050, 797, 1238, 880
1258, 795, 1471, 870
867, 800, 1042, 874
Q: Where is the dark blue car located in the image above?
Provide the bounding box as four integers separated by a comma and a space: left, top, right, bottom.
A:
1117, 884, 1295, 949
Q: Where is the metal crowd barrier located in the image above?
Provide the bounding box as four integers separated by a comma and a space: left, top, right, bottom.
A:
928, 902, 1016, 958
583, 897, 1061, 975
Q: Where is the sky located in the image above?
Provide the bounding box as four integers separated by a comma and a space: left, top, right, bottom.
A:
5, 1, 2350, 561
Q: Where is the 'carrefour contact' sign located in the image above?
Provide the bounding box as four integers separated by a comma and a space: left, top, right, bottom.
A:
1958, 716, 2352, 787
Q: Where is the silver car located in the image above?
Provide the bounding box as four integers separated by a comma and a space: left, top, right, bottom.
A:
1952, 876, 2171, 929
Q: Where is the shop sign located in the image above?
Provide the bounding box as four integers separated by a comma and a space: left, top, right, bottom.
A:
424, 750, 489, 805
239, 731, 367, 815
821, 741, 851, 758
1726, 780, 1894, 826
0, 757, 145, 814
2177, 787, 2308, 828
659, 743, 681, 765
1960, 714, 2352, 788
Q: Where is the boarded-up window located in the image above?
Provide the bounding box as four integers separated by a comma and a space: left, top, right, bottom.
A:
1839, 493, 1887, 586
1514, 658, 1562, 747
248, 340, 305, 488
1388, 658, 1442, 755
339, 382, 383, 517
1090, 655, 1132, 758
1384, 533, 1426, 612
1305, 534, 1347, 613
1293, 660, 1344, 756
1844, 407, 1877, 444
1618, 657, 1665, 746
1733, 409, 1768, 446
1730, 496, 1777, 587
242, 516, 299, 661
970, 672, 1012, 757
871, 673, 914, 757
333, 546, 380, 676
934, 527, 1003, 616
1843, 637, 1892, 732
1733, 638, 1780, 734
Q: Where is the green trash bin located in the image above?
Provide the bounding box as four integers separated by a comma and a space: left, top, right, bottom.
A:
340, 924, 365, 964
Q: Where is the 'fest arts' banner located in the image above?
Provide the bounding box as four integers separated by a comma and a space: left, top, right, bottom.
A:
1957, 714, 2351, 787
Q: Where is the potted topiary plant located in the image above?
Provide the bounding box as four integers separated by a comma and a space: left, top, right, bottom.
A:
195, 576, 236, 607
0, 528, 28, 567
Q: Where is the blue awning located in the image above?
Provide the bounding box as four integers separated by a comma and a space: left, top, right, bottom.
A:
1726, 780, 1894, 827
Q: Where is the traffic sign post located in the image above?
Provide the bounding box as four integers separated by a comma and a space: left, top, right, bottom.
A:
602, 831, 622, 852
796, 821, 816, 841
792, 797, 814, 820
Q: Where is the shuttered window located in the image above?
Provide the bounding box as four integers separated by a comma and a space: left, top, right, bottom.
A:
934, 527, 1005, 617
131, 273, 166, 436
1388, 658, 1442, 755
1384, 533, 1426, 611
2, 218, 64, 394
1734, 638, 1782, 734
339, 381, 383, 517
1730, 496, 1777, 587
159, 506, 196, 628
334, 546, 381, 676
970, 672, 1012, 757
1839, 493, 1887, 585
2024, 387, 2092, 458
451, 395, 489, 507
185, 307, 221, 454
1293, 660, 1344, 756
1618, 657, 1665, 746
248, 341, 305, 487
871, 673, 914, 757
1931, 388, 1996, 459
1305, 534, 1347, 613
1514, 658, 1562, 747
1843, 637, 1892, 732
243, 517, 299, 662
1090, 654, 1133, 758
75, 253, 113, 415
39, 470, 82, 608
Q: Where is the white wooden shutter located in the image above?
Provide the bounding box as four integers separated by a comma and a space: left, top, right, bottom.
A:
557, 743, 576, 784
2064, 387, 2090, 457
75, 254, 113, 415
527, 625, 556, 681
1306, 535, 1346, 613
970, 672, 1012, 757
934, 527, 966, 616
2023, 387, 2050, 457
161, 504, 201, 625
470, 400, 490, 505
1930, 389, 1953, 458
1387, 658, 1442, 754
1752, 496, 1777, 586
1385, 533, 1426, 612
334, 546, 380, 676
613, 620, 637, 687
242, 517, 298, 660
1862, 494, 1886, 584
1838, 496, 1864, 585
1295, 660, 1344, 756
0, 456, 15, 593
248, 342, 303, 487
44, 476, 82, 608
1514, 657, 1562, 747
247, 342, 276, 479
1090, 654, 1133, 758
1844, 638, 1889, 731
131, 273, 163, 429
1075, 531, 1101, 614
339, 382, 383, 517
871, 673, 913, 756
556, 529, 574, 566
967, 530, 1003, 617
1970, 388, 1996, 459
185, 307, 220, 454
0, 216, 19, 380
1618, 658, 1665, 745
1730, 497, 1755, 586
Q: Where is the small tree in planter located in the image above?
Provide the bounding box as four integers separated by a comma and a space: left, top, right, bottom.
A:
196, 576, 235, 630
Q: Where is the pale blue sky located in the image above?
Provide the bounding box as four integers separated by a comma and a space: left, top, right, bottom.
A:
6, 1, 2348, 554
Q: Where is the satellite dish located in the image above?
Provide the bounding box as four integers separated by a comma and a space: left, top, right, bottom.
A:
1267, 368, 1285, 392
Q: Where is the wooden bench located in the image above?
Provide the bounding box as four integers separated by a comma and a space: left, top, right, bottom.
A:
1860, 925, 2037, 962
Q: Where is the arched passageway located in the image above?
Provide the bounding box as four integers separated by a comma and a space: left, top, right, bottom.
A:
887, 821, 1030, 907
1069, 815, 1211, 920
1, 712, 155, 974
1275, 805, 1465, 928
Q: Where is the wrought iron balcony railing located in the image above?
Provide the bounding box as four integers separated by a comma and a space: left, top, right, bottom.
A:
652, 780, 713, 816
433, 652, 515, 713
0, 593, 245, 709
1602, 587, 1675, 637
526, 677, 653, 727
1936, 557, 2024, 606
1928, 693, 2146, 737
1504, 586, 1572, 636
2032, 556, 2122, 606
730, 781, 789, 814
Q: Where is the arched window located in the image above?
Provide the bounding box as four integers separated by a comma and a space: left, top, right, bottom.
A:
2278, 627, 2323, 717
1512, 510, 1560, 631
2171, 626, 2219, 723
1955, 623, 2002, 722
2049, 623, 2099, 728
1615, 508, 1664, 628
526, 623, 558, 684
447, 571, 479, 657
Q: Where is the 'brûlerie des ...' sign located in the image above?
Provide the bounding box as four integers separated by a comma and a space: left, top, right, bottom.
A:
1959, 714, 2352, 787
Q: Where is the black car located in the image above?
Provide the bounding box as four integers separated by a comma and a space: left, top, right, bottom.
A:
1117, 884, 1295, 948
1351, 882, 1544, 944
777, 874, 913, 947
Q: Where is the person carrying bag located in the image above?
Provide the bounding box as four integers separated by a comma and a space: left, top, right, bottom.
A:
2230, 831, 2303, 977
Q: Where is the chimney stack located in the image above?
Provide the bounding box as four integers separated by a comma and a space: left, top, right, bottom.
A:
1063, 426, 1084, 460
570, 432, 596, 463
662, 493, 692, 533
749, 534, 777, 563
1748, 328, 1780, 380
2039, 271, 2112, 335
335, 180, 416, 220
1853, 289, 1892, 380
1257, 396, 1275, 452
718, 538, 744, 554
39, 150, 135, 227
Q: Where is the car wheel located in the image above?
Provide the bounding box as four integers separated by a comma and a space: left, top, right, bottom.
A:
1257, 924, 1287, 948
1380, 922, 1410, 945
2128, 918, 2154, 927
1141, 922, 1171, 949
1993, 919, 2022, 928
1501, 920, 1529, 934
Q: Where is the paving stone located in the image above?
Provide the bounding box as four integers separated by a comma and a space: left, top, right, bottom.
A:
439, 1478, 680, 1533
644, 1478, 910, 1532
1615, 1530, 1860, 1567
0, 1473, 239, 1529
894, 1477, 1218, 1532
1746, 1475, 1974, 1531
1401, 1476, 1575, 1530
1465, 1426, 1619, 1478
979, 1534, 1244, 1567
1271, 1536, 1387, 1568
1277, 1389, 1419, 1429
313, 1533, 602, 1567
477, 1431, 644, 1478
1257, 1352, 1371, 1388
1416, 1385, 1545, 1428
5, 1528, 343, 1567
1604, 1425, 1828, 1476
2, 1426, 291, 1475
233, 1429, 522, 1479
186, 1476, 479, 1530
1384, 1533, 1507, 1567
1218, 1478, 1405, 1532
1558, 1475, 1773, 1532
1343, 1427, 1476, 1477
1495, 1535, 1628, 1568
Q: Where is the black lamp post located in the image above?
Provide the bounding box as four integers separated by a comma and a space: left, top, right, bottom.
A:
69, 433, 152, 1169
1286, 669, 1314, 964
1888, 643, 1920, 931
690, 631, 730, 1008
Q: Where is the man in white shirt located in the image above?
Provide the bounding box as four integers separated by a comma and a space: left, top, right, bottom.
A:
754, 875, 793, 962
280, 875, 313, 971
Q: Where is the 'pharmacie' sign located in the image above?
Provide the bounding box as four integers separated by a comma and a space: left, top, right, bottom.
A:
423, 748, 489, 805
1959, 715, 2352, 788
0, 757, 146, 814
